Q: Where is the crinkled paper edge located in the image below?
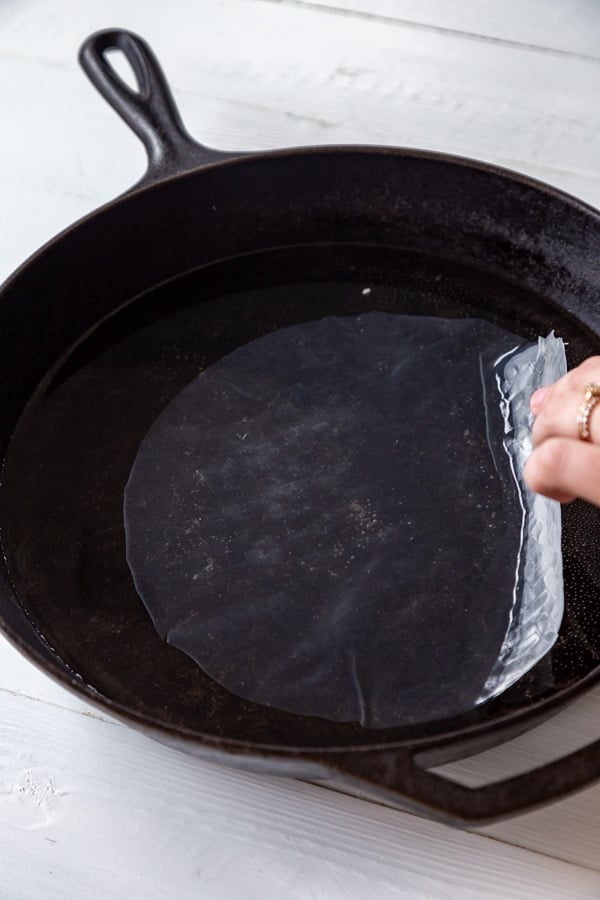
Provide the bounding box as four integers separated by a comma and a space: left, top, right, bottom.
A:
479, 333, 566, 703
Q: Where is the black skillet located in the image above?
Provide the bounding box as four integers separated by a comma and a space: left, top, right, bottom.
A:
1, 29, 600, 826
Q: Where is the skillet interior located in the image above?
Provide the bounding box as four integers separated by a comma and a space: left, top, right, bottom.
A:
1, 149, 600, 753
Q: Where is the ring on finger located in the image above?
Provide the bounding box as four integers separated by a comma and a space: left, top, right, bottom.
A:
576, 383, 600, 441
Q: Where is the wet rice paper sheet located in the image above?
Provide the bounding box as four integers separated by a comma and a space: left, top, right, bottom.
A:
124, 313, 565, 728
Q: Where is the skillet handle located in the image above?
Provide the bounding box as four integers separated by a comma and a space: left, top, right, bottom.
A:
320, 735, 600, 826
79, 30, 238, 186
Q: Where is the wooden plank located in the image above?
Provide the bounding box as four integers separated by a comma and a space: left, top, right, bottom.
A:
282, 0, 600, 59
1, 0, 600, 890
1, 689, 599, 900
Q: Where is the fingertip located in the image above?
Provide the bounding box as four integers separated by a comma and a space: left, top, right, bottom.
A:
530, 386, 548, 416
523, 453, 541, 494
557, 494, 576, 504
525, 437, 600, 507
524, 438, 568, 498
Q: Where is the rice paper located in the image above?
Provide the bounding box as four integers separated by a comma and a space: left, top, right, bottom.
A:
124, 312, 565, 727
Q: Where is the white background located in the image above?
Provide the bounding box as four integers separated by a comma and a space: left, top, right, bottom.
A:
1, 1, 600, 897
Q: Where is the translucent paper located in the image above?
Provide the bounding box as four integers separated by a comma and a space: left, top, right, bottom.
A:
124, 313, 565, 728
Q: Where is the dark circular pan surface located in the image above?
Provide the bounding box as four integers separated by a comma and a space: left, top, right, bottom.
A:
2, 239, 600, 750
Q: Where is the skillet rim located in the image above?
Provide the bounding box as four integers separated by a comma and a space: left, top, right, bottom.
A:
1, 141, 600, 755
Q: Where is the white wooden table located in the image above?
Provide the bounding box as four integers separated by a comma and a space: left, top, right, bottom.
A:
1, 2, 600, 896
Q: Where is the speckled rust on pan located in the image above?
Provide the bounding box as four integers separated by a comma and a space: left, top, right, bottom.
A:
0, 29, 600, 826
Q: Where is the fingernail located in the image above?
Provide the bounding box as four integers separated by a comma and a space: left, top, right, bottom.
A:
530, 387, 548, 415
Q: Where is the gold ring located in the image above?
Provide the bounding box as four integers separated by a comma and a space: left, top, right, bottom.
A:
576, 383, 600, 441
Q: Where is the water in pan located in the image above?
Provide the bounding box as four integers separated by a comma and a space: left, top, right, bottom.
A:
1, 244, 599, 746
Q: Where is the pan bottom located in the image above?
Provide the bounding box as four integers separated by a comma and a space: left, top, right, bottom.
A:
1, 242, 600, 749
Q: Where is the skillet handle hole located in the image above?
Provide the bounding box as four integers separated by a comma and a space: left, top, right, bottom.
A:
79, 29, 201, 176
79, 30, 244, 188
104, 48, 142, 96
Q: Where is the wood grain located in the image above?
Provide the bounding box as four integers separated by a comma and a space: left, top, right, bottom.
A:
0, 0, 598, 268
1, 0, 600, 894
272, 0, 600, 59
1, 689, 600, 900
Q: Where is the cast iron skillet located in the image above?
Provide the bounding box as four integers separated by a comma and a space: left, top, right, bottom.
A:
1, 29, 600, 827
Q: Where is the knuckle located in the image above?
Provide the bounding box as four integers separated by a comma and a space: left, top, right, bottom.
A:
537, 437, 569, 474
526, 439, 567, 492
531, 405, 558, 443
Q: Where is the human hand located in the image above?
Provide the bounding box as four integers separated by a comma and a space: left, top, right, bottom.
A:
524, 357, 600, 506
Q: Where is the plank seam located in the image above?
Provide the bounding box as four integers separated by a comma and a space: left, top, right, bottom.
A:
260, 0, 600, 64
